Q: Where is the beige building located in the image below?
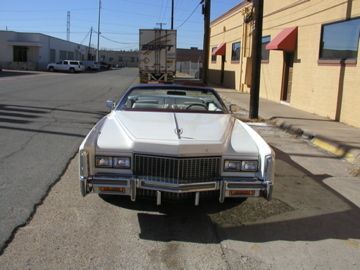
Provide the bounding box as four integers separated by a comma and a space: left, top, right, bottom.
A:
209, 0, 360, 128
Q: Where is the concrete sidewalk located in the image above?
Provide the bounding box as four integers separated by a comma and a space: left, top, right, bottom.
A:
216, 88, 360, 168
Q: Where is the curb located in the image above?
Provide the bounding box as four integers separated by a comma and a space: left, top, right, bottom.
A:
311, 137, 356, 163
269, 118, 359, 165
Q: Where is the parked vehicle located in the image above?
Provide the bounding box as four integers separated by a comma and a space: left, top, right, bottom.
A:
99, 62, 111, 70
79, 84, 275, 205
47, 60, 85, 73
82, 61, 100, 71
139, 29, 177, 83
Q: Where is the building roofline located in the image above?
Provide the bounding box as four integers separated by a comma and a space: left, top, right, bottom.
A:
210, 1, 250, 26
0, 30, 87, 48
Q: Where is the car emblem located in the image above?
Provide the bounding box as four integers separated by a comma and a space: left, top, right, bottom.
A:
174, 128, 183, 137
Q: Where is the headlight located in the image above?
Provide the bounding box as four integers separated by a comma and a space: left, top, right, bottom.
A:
113, 157, 131, 169
224, 160, 258, 172
241, 160, 258, 172
95, 156, 131, 169
224, 160, 242, 171
95, 156, 113, 168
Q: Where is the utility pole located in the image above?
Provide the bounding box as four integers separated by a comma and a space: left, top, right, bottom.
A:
66, 11, 70, 41
171, 0, 174, 30
96, 0, 102, 62
88, 27, 93, 60
249, 0, 264, 119
202, 0, 211, 84
156, 22, 166, 30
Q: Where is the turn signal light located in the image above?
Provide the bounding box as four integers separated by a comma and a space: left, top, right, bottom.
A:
99, 187, 125, 193
229, 190, 255, 196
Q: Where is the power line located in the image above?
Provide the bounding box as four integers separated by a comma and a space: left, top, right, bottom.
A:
79, 28, 91, 44
176, 2, 201, 29
99, 34, 137, 44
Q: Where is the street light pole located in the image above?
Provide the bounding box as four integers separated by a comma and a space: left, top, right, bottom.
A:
171, 0, 174, 30
96, 0, 102, 62
249, 0, 264, 119
202, 0, 211, 84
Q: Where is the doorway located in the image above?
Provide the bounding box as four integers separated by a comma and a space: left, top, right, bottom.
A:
281, 52, 294, 102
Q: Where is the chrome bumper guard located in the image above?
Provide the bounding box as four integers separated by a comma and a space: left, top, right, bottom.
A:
80, 174, 273, 205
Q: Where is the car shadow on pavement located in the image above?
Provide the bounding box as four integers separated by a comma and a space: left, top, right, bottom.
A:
101, 146, 360, 244
101, 195, 244, 243
0, 70, 41, 77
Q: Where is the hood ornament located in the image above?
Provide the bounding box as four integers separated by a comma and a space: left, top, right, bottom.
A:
174, 128, 183, 138
173, 113, 182, 139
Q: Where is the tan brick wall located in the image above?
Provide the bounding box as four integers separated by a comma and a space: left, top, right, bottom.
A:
209, 0, 360, 127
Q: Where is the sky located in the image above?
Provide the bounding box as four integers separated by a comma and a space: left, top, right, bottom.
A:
0, 0, 242, 51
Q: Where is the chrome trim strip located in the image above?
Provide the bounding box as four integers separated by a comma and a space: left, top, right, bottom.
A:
130, 179, 136, 201
195, 192, 200, 206
156, 191, 161, 206
139, 180, 218, 193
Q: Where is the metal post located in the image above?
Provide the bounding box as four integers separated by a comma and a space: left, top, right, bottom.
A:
202, 0, 211, 84
171, 0, 174, 30
96, 0, 102, 62
66, 11, 70, 41
88, 27, 93, 60
249, 0, 264, 119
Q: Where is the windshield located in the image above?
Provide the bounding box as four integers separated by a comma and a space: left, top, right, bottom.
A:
118, 87, 226, 113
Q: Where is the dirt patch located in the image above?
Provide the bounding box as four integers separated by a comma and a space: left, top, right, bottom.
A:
209, 198, 294, 227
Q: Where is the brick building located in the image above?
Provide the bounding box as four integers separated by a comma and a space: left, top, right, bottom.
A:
209, 0, 360, 127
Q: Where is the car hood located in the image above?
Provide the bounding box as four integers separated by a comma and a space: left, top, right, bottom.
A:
96, 111, 259, 157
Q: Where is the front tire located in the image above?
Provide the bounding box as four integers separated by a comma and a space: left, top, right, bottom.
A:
69, 67, 75, 73
48, 66, 54, 72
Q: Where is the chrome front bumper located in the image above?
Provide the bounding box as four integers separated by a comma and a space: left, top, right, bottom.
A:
80, 175, 273, 205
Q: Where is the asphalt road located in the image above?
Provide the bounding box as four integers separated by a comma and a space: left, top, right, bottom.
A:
0, 120, 359, 269
0, 68, 138, 250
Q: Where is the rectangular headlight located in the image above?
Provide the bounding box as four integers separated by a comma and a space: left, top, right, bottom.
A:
95, 156, 113, 168
241, 160, 258, 172
95, 156, 131, 169
113, 157, 131, 169
224, 160, 242, 171
224, 160, 258, 172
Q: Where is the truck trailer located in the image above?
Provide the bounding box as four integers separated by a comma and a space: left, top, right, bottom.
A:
139, 29, 176, 83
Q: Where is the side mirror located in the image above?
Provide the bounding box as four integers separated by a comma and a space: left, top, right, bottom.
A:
229, 104, 240, 113
106, 100, 115, 110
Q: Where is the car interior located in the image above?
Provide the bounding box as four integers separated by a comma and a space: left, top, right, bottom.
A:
123, 90, 224, 112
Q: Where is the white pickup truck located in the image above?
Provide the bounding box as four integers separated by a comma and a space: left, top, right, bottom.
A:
47, 60, 85, 73
139, 29, 176, 83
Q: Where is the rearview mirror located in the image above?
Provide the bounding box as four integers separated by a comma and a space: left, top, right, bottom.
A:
229, 104, 240, 113
106, 100, 115, 110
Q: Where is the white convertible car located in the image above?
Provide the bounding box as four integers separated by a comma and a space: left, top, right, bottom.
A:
79, 84, 274, 205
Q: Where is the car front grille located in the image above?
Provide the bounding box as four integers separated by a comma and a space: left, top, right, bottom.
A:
133, 154, 221, 184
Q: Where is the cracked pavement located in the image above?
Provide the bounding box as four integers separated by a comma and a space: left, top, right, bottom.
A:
0, 68, 138, 249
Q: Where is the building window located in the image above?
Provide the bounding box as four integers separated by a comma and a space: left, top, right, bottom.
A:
13, 46, 28, 62
118, 56, 123, 61
131, 57, 135, 62
67, 51, 74, 60
109, 57, 114, 62
231, 42, 241, 62
261, 36, 271, 61
59, 50, 67, 60
211, 47, 217, 62
319, 17, 360, 61
50, 49, 56, 62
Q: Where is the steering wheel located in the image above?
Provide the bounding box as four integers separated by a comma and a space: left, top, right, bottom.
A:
185, 103, 208, 110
